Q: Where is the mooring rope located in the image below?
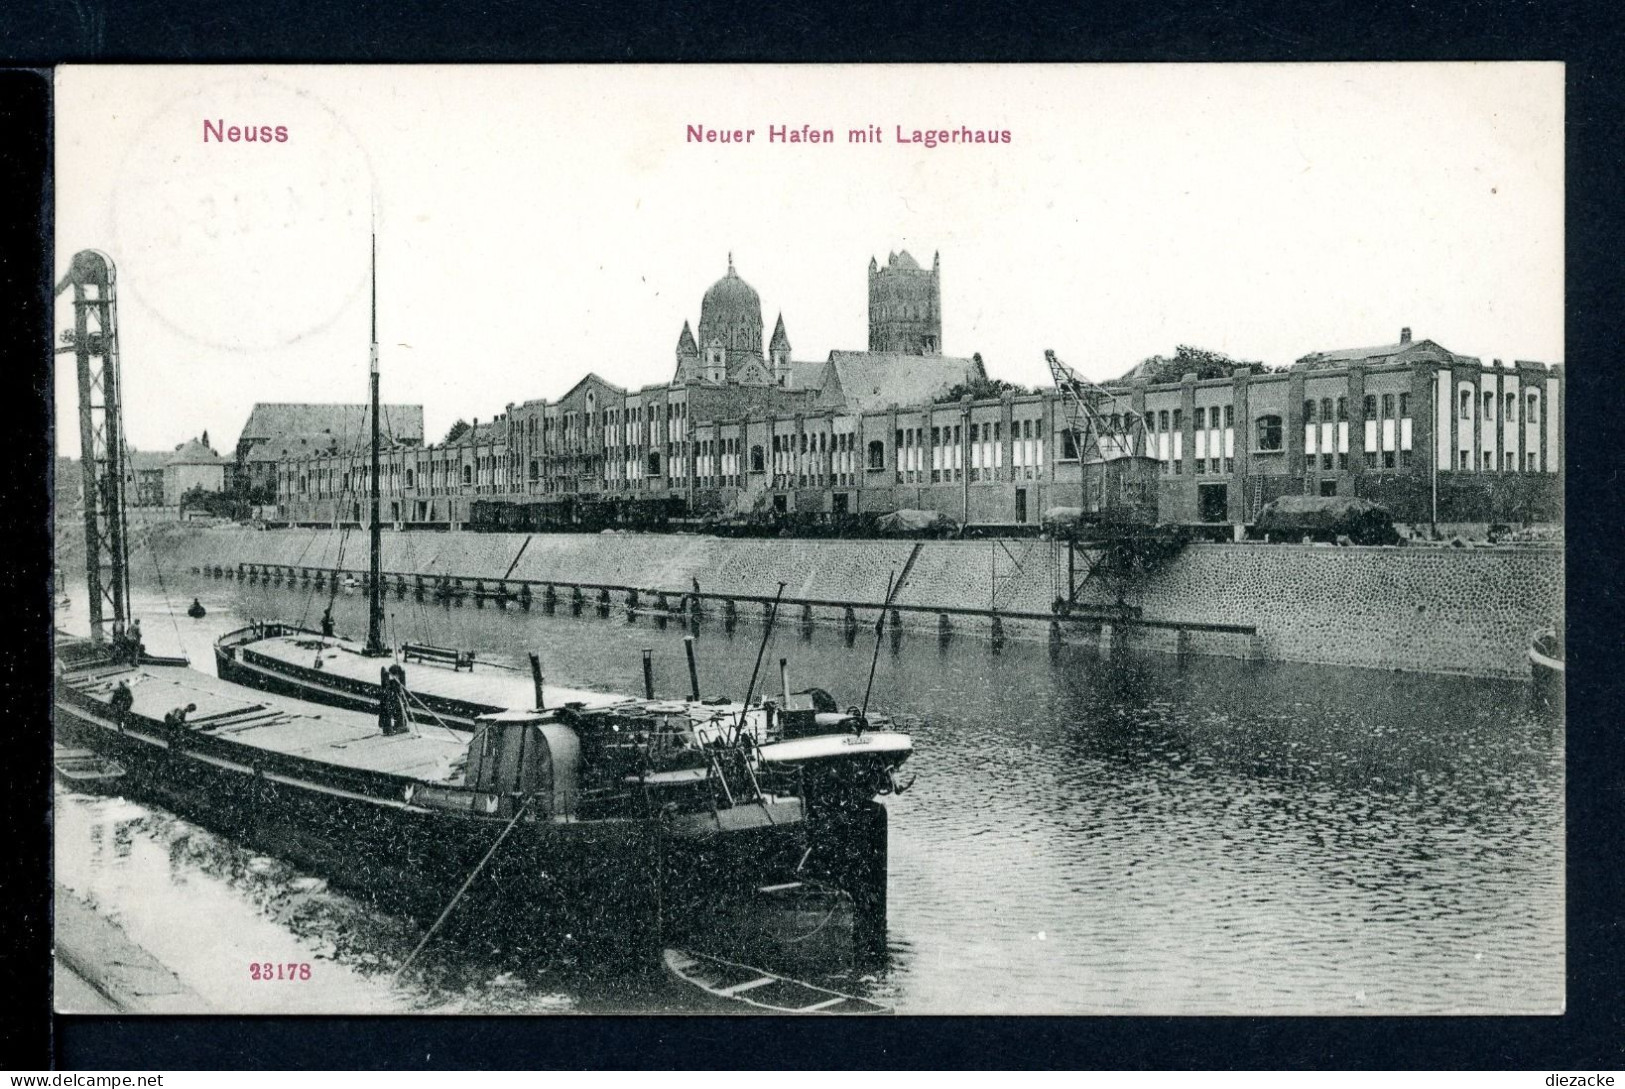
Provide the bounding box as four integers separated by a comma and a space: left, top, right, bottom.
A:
390, 793, 535, 987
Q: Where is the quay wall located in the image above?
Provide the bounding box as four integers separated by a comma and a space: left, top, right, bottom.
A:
125, 526, 1562, 679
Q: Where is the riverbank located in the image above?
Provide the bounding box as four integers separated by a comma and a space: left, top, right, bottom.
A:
120, 524, 1560, 678
54, 885, 208, 1013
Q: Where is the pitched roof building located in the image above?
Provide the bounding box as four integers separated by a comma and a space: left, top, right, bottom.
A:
235, 402, 424, 490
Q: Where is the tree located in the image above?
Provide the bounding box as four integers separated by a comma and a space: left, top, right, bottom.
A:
180, 484, 239, 519
444, 419, 472, 444
1119, 345, 1270, 384
936, 376, 1031, 403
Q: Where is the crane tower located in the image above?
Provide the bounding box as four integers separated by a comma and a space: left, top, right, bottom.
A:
56, 250, 130, 645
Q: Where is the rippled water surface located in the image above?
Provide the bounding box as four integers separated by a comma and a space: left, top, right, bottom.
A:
54, 572, 1563, 1014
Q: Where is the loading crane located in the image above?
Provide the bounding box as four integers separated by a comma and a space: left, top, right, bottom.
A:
1044, 349, 1184, 614
56, 250, 130, 645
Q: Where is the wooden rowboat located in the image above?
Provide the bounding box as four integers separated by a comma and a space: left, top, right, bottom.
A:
663, 947, 891, 1015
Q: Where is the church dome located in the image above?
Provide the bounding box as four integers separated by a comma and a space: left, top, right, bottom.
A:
698, 255, 763, 355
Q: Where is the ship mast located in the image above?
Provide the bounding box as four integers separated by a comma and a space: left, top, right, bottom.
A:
365, 229, 386, 656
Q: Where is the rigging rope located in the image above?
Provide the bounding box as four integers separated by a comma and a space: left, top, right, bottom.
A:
118, 439, 186, 653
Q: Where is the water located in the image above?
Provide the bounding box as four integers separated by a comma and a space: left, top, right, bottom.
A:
53, 572, 1564, 1014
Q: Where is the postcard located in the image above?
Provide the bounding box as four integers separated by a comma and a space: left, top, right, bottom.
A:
51, 63, 1563, 1015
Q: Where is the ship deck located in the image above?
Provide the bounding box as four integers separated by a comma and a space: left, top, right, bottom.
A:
245, 633, 623, 713
62, 659, 470, 785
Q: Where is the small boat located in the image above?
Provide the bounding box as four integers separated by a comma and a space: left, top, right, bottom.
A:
54, 745, 126, 792
1529, 626, 1564, 712
663, 947, 892, 1015
187, 598, 206, 619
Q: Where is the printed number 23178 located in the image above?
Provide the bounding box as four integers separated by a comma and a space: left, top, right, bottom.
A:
250, 962, 312, 980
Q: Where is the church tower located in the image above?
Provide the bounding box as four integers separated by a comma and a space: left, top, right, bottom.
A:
769, 313, 792, 386
673, 320, 700, 383
868, 249, 941, 355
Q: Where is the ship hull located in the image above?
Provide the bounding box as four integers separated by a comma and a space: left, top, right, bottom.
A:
54, 672, 811, 969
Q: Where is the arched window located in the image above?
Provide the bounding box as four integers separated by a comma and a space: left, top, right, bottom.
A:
1506, 392, 1517, 422
750, 445, 765, 473
1364, 394, 1377, 418
867, 439, 885, 470
1303, 400, 1316, 424
1320, 398, 1333, 422
462, 464, 472, 486
1256, 415, 1283, 451
1460, 389, 1472, 418
404, 469, 414, 489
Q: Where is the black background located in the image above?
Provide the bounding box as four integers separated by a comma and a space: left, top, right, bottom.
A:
2, 1, 1621, 1070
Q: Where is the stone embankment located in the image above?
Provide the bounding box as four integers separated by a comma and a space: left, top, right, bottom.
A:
54, 886, 207, 1013
128, 525, 1561, 679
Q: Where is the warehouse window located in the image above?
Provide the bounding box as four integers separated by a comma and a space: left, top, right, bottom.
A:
868, 439, 885, 470
1255, 415, 1283, 451
750, 445, 764, 473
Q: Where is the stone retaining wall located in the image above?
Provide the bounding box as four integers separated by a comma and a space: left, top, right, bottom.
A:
132, 527, 1562, 679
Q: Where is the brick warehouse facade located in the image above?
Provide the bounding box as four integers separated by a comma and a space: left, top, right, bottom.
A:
269, 256, 1563, 532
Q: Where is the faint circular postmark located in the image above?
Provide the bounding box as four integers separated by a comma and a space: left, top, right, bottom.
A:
112, 73, 379, 352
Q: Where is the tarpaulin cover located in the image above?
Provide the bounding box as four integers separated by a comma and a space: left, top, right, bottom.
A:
873, 509, 958, 536
1254, 495, 1399, 545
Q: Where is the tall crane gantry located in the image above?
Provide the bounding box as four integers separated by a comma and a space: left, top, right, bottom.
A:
1044, 349, 1182, 614
56, 250, 130, 645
